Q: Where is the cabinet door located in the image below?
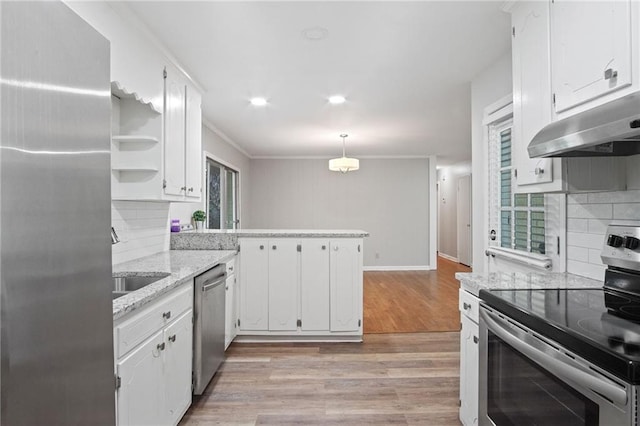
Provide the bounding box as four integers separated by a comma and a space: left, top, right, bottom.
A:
330, 239, 362, 332
239, 239, 269, 330
511, 1, 558, 191
116, 330, 165, 426
268, 239, 299, 331
459, 315, 479, 426
185, 84, 202, 200
231, 275, 238, 342
164, 310, 193, 426
224, 274, 234, 349
163, 66, 186, 197
550, 0, 632, 113
300, 239, 330, 331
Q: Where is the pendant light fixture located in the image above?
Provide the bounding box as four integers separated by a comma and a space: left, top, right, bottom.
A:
329, 134, 359, 173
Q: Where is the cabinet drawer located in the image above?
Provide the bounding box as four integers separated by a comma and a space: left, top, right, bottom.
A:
225, 257, 236, 276
459, 288, 479, 323
116, 283, 193, 359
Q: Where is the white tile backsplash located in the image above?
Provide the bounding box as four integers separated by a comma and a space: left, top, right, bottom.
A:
566, 188, 640, 280
111, 201, 170, 265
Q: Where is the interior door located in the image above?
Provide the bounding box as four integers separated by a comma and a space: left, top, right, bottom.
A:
457, 175, 472, 267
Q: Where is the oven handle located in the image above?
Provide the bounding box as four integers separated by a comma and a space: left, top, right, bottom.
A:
481, 308, 628, 407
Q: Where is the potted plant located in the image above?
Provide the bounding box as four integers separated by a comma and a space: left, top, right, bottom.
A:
192, 210, 206, 232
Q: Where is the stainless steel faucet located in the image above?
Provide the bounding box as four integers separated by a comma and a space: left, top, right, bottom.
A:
111, 227, 120, 245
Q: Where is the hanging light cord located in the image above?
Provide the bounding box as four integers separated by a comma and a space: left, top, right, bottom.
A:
340, 133, 348, 157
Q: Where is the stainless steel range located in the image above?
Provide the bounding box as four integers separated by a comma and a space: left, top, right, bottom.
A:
478, 224, 640, 426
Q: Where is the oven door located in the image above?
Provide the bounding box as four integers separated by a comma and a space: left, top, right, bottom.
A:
478, 305, 635, 426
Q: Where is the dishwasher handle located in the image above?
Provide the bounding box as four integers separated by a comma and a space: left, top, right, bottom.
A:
201, 274, 226, 292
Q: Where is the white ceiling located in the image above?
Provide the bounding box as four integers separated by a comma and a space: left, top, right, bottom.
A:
123, 1, 511, 165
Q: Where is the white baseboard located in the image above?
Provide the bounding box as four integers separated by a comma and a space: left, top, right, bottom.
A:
363, 265, 434, 271
438, 253, 459, 263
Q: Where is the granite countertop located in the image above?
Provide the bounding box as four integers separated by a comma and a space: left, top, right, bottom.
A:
455, 271, 603, 297
112, 250, 236, 320
178, 229, 370, 238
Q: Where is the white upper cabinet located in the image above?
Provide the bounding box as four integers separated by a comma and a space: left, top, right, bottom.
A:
511, 1, 562, 192
185, 84, 203, 199
163, 65, 203, 202
551, 0, 634, 115
163, 65, 187, 198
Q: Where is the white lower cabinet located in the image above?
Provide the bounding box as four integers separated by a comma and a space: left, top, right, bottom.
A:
224, 256, 238, 349
300, 239, 330, 331
238, 237, 363, 337
459, 289, 479, 426
115, 283, 193, 426
330, 239, 362, 332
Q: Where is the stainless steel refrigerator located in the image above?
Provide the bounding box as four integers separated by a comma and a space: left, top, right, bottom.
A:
1, 1, 116, 424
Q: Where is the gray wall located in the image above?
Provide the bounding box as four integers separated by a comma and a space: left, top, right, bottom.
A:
247, 158, 432, 269
471, 52, 513, 273
170, 125, 251, 226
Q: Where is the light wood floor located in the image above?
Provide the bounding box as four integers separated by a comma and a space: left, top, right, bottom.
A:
364, 257, 471, 334
180, 256, 468, 425
180, 332, 461, 426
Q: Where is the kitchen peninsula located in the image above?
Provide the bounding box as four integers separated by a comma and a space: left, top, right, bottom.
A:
172, 229, 369, 342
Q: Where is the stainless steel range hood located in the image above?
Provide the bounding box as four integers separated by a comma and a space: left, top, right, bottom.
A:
528, 91, 640, 158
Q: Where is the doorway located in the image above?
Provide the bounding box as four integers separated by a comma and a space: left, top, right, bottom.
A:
457, 175, 472, 266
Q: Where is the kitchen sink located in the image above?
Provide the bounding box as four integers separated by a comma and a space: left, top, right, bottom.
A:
112, 291, 129, 300
112, 273, 171, 292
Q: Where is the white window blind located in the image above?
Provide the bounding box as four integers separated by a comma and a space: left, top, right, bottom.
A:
488, 120, 561, 259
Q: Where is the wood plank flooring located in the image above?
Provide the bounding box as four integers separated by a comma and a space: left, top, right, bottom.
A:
180, 332, 461, 426
180, 255, 468, 425
364, 257, 471, 333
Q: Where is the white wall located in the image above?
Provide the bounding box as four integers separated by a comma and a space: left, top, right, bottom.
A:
566, 155, 640, 280
169, 125, 252, 228
437, 163, 472, 261
247, 158, 433, 269
470, 52, 513, 273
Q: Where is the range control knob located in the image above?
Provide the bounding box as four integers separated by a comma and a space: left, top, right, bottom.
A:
625, 236, 640, 250
607, 234, 624, 248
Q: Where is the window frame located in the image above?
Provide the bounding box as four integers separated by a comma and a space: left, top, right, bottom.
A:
204, 153, 240, 230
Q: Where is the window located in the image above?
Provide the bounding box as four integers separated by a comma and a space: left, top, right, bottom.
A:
206, 158, 239, 229
490, 121, 546, 255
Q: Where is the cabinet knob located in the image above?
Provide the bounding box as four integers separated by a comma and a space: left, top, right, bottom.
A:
188, 187, 194, 192
259, 245, 264, 250
162, 311, 171, 320
322, 245, 326, 250
463, 303, 471, 310
157, 342, 166, 351
473, 336, 478, 344
334, 246, 339, 251
180, 186, 187, 191
225, 286, 229, 290
168, 335, 176, 343
604, 68, 618, 80
272, 245, 277, 250
534, 167, 544, 176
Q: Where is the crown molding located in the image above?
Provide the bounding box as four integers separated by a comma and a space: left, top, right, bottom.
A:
202, 118, 253, 159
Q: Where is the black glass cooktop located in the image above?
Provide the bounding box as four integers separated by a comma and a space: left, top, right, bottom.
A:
480, 287, 640, 384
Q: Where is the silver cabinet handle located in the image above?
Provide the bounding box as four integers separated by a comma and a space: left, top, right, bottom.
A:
322, 245, 326, 250
534, 167, 544, 175
463, 303, 471, 310
480, 308, 627, 406
272, 245, 277, 250
228, 266, 234, 271
473, 336, 478, 344
259, 245, 264, 250
162, 311, 171, 320
157, 342, 165, 351
180, 186, 187, 191
168, 335, 176, 343
188, 187, 194, 192
604, 68, 618, 80
334, 246, 339, 251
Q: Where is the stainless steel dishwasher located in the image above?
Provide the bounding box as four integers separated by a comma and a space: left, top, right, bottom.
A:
193, 264, 226, 395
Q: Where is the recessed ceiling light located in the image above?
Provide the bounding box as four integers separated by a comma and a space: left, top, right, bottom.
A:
329, 95, 346, 105
301, 26, 329, 41
250, 97, 267, 106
